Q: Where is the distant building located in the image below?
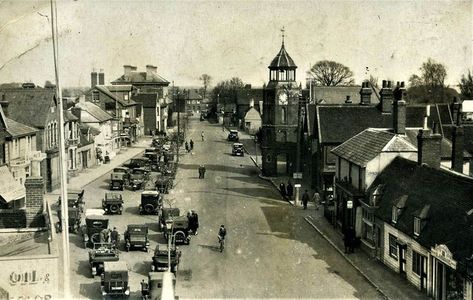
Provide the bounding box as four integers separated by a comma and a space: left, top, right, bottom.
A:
132, 93, 169, 135
243, 106, 261, 135
111, 65, 170, 95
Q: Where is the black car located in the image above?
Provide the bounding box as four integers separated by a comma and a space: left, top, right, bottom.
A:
124, 224, 149, 252
232, 143, 244, 156
102, 193, 123, 215
139, 191, 162, 215
227, 130, 239, 142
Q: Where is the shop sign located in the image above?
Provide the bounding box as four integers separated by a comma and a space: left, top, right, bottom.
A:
431, 244, 457, 269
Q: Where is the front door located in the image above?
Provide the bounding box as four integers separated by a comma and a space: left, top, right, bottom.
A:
82, 151, 88, 169
420, 255, 427, 292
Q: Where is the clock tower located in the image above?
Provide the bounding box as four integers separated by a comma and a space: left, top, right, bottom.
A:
261, 30, 300, 176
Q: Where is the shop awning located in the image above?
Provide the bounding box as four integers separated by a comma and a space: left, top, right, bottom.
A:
0, 166, 25, 202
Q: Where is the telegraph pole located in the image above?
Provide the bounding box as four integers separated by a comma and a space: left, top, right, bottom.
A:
294, 90, 305, 205
50, 0, 70, 298
176, 86, 180, 163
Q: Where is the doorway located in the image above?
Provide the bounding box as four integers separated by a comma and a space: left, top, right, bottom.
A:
398, 243, 407, 276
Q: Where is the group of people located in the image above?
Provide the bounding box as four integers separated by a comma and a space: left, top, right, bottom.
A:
100, 227, 120, 249
279, 182, 321, 210
184, 139, 194, 153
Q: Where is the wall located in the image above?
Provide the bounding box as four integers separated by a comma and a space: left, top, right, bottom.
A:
143, 106, 157, 135
366, 152, 417, 189
0, 209, 26, 228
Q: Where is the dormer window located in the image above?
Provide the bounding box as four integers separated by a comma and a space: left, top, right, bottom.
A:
392, 195, 408, 224
413, 204, 430, 237
370, 184, 385, 206
392, 206, 398, 224
414, 217, 421, 236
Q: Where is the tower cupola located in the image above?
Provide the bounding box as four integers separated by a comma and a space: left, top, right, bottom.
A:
268, 28, 297, 82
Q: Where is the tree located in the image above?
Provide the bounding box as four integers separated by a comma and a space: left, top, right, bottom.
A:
459, 70, 473, 99
211, 77, 244, 105
307, 60, 355, 86
199, 74, 212, 99
407, 58, 450, 103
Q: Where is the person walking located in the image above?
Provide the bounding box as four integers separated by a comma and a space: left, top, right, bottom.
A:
286, 181, 293, 200
185, 141, 189, 153
201, 165, 206, 178
110, 227, 119, 248
279, 182, 286, 199
201, 131, 205, 141
190, 139, 194, 151
302, 190, 310, 210
312, 189, 321, 210
198, 165, 203, 179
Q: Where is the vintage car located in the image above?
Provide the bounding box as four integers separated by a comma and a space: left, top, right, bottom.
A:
128, 168, 150, 191
139, 191, 162, 215
122, 157, 152, 171
227, 129, 239, 142
141, 271, 176, 300
151, 244, 181, 273
57, 188, 85, 212
110, 167, 130, 190
155, 175, 173, 194
124, 224, 150, 252
102, 193, 124, 215
158, 207, 180, 231
232, 143, 244, 156
81, 209, 109, 248
164, 215, 191, 245
56, 207, 81, 233
100, 261, 130, 298
89, 243, 119, 277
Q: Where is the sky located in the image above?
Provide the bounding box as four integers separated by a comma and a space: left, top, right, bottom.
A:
0, 0, 471, 89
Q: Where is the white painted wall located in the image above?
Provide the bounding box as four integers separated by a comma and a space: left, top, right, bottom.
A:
366, 152, 417, 189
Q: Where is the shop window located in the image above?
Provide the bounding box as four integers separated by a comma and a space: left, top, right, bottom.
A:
389, 234, 398, 259
412, 251, 425, 276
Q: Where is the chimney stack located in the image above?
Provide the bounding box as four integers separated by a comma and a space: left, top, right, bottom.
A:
71, 107, 81, 121
98, 69, 105, 85
417, 125, 442, 169
393, 81, 407, 134
124, 65, 134, 78
451, 116, 464, 173
91, 70, 98, 88
345, 95, 352, 104
146, 65, 157, 79
0, 100, 9, 117
359, 81, 372, 105
380, 80, 393, 113
25, 177, 45, 227
451, 97, 462, 125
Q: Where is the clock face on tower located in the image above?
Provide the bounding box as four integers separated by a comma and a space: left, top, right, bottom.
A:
278, 92, 288, 105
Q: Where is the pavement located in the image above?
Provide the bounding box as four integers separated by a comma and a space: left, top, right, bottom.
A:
234, 127, 428, 300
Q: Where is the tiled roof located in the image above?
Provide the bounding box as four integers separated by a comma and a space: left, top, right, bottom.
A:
78, 123, 101, 136
185, 89, 202, 100
269, 44, 297, 68
331, 129, 416, 166
75, 101, 113, 123
312, 86, 379, 105
370, 156, 473, 262
132, 94, 158, 108
0, 88, 56, 128
236, 88, 264, 105
316, 105, 437, 144
64, 110, 78, 123
404, 129, 471, 159
93, 85, 137, 107
112, 72, 169, 85
5, 118, 37, 137
106, 85, 133, 92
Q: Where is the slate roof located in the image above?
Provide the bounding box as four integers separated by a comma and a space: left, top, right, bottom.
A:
106, 85, 133, 92
269, 44, 297, 68
316, 104, 440, 144
75, 101, 113, 123
132, 94, 158, 108
369, 156, 473, 262
312, 86, 379, 105
93, 85, 137, 107
112, 72, 169, 85
331, 129, 416, 166
4, 118, 37, 137
64, 110, 78, 123
0, 89, 55, 128
236, 88, 264, 106
404, 129, 471, 159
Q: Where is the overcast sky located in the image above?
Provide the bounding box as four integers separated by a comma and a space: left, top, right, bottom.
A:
0, 0, 471, 88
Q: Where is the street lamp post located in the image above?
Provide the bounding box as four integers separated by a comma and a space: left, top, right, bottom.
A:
165, 220, 174, 271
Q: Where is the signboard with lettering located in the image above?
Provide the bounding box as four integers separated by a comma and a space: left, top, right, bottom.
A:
431, 244, 457, 269
0, 255, 58, 299
293, 172, 303, 179
347, 200, 353, 209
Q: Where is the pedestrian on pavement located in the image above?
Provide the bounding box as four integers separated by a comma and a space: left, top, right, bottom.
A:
279, 182, 286, 199
201, 165, 206, 178
343, 229, 351, 254
201, 131, 205, 141
302, 190, 310, 210
286, 181, 293, 200
141, 279, 149, 297
190, 139, 194, 150
185, 141, 189, 153
198, 165, 203, 179
312, 189, 321, 210
348, 227, 356, 253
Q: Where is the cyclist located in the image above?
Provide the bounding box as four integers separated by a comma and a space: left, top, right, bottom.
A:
218, 225, 226, 251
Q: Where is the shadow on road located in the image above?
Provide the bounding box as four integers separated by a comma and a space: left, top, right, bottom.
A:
131, 260, 150, 276
79, 282, 101, 299
76, 260, 90, 277
197, 243, 221, 252
179, 163, 257, 176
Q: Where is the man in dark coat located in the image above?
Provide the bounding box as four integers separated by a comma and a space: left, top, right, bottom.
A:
279, 183, 286, 198
286, 182, 294, 200
190, 139, 194, 150
302, 190, 310, 210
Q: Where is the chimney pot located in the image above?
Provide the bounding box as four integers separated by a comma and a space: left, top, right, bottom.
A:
359, 81, 372, 105
382, 80, 387, 88
91, 70, 98, 88
387, 81, 392, 88
401, 81, 405, 88
417, 129, 442, 169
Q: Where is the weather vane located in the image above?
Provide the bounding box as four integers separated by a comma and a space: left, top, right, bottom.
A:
281, 26, 285, 45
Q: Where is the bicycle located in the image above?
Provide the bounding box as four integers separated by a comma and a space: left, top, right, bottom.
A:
218, 236, 225, 252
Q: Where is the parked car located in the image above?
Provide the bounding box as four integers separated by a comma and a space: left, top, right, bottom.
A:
124, 224, 149, 252
128, 168, 150, 191
232, 143, 244, 156
102, 193, 123, 215
81, 209, 109, 248
110, 167, 130, 190
227, 129, 239, 142
139, 191, 162, 215
123, 157, 152, 171
88, 243, 119, 277
158, 207, 180, 231
155, 175, 173, 194
100, 261, 130, 298
141, 271, 176, 300
164, 215, 191, 245
57, 188, 85, 212
151, 244, 181, 273
56, 207, 81, 233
